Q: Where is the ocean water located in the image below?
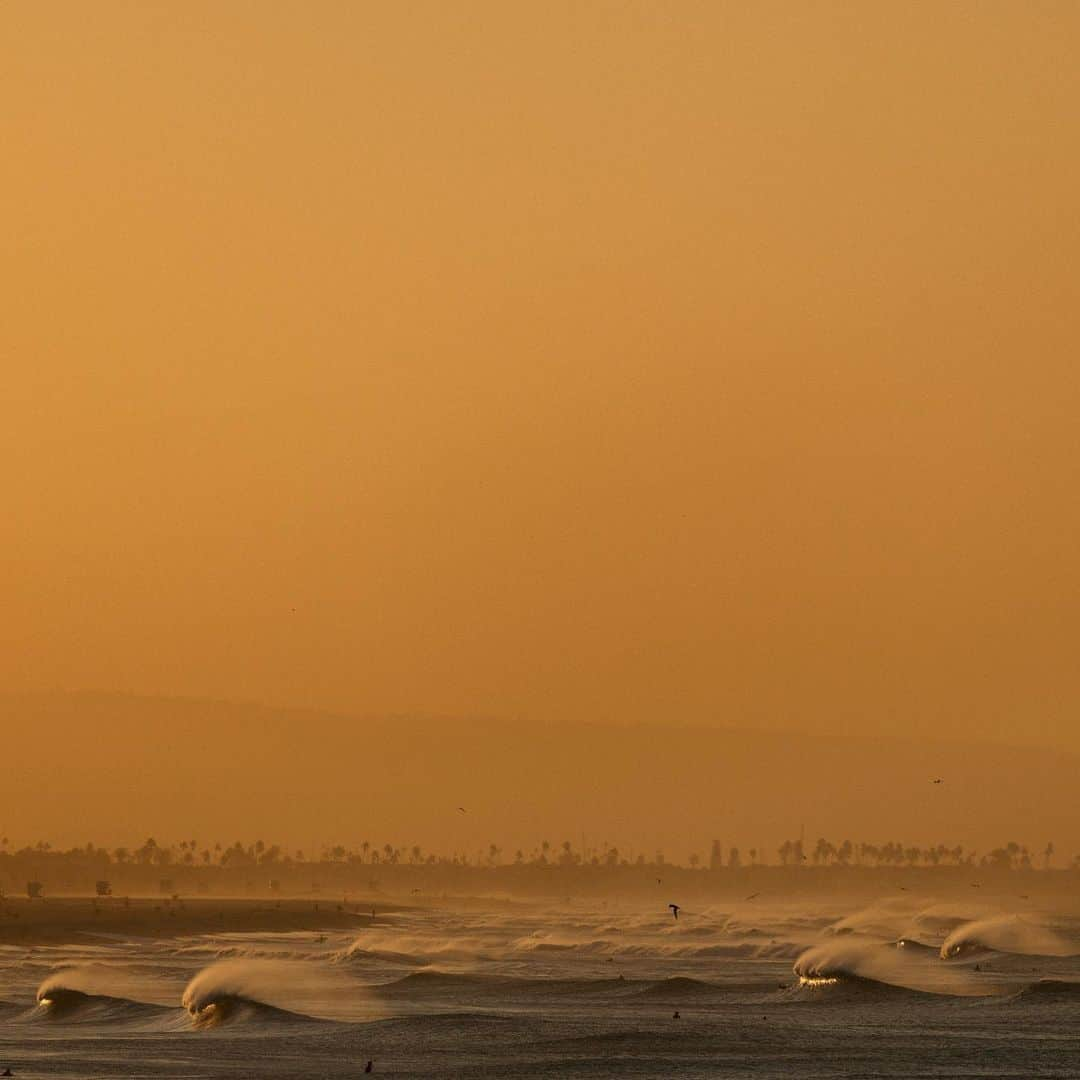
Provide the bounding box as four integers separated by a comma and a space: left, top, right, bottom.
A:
2, 897, 1080, 1078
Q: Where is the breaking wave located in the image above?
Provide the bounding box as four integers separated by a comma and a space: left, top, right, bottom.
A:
793, 941, 985, 998
32, 981, 169, 1026
181, 961, 341, 1028
940, 916, 1076, 959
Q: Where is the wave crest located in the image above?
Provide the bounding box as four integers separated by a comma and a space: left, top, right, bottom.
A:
940, 916, 1075, 959
182, 960, 331, 1028
33, 981, 167, 1026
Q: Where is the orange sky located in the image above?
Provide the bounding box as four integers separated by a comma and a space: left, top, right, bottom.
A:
3, 2, 1078, 751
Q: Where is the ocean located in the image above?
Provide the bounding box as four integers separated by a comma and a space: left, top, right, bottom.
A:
2, 897, 1079, 1077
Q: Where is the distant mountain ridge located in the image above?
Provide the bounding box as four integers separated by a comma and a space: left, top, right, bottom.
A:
3, 692, 1075, 857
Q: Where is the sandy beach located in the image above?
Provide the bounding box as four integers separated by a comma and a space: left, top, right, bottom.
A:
0, 896, 393, 945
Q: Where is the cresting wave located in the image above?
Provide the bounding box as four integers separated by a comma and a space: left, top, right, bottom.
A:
792, 941, 988, 998
940, 916, 1076, 959
184, 991, 307, 1029
182, 961, 320, 1028
32, 984, 170, 1026
180, 958, 377, 1027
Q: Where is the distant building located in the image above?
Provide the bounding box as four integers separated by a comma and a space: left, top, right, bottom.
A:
709, 840, 723, 871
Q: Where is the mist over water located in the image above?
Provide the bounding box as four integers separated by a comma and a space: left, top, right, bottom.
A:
4, 894, 1080, 1076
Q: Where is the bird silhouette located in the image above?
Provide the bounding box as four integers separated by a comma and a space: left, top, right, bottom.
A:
669, 903, 681, 920
457, 807, 467, 814
931, 778, 943, 784
744, 892, 759, 901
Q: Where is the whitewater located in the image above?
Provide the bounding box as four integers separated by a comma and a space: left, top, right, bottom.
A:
3, 897, 1080, 1077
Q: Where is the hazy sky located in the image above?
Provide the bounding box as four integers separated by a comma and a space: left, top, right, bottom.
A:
3, 2, 1078, 748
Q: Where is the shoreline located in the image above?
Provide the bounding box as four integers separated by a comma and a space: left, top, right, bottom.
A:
0, 897, 398, 946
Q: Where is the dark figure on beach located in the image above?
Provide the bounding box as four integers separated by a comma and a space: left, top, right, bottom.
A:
365, 1062, 373, 1074
2, 1067, 13, 1076
673, 1011, 680, 1019
669, 904, 681, 920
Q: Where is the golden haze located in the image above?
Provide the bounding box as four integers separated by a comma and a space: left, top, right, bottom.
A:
1, 3, 1078, 848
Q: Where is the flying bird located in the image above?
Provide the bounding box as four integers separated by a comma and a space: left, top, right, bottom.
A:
669, 903, 681, 920
457, 807, 467, 814
931, 778, 943, 784
744, 893, 760, 901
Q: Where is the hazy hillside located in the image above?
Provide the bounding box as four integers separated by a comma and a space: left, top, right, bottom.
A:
3, 693, 1074, 859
